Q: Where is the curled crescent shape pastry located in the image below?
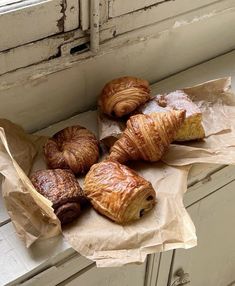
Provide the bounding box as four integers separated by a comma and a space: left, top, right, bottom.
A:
84, 160, 156, 224
138, 90, 205, 141
109, 110, 186, 163
44, 125, 99, 175
31, 169, 85, 225
99, 76, 151, 117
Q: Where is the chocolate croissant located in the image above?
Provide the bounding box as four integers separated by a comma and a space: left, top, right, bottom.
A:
44, 125, 99, 175
84, 160, 156, 224
109, 110, 185, 163
31, 169, 85, 225
99, 76, 151, 118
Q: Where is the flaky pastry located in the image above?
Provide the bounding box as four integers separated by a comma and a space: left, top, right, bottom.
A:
109, 110, 185, 163
31, 169, 85, 225
139, 90, 205, 141
44, 125, 99, 175
84, 160, 156, 224
99, 76, 151, 117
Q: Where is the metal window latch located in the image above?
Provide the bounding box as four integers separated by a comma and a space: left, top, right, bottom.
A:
170, 269, 191, 286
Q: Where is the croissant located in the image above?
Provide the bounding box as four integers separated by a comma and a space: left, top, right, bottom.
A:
31, 169, 86, 225
138, 90, 205, 141
44, 125, 99, 175
99, 76, 151, 117
84, 160, 156, 224
109, 110, 185, 163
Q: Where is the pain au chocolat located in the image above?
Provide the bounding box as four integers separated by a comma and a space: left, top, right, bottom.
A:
109, 110, 186, 164
83, 160, 156, 224
44, 125, 99, 175
99, 76, 151, 118
139, 90, 205, 141
31, 169, 86, 225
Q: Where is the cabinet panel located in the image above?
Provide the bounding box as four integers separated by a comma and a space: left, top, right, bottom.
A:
61, 262, 147, 286
168, 180, 235, 286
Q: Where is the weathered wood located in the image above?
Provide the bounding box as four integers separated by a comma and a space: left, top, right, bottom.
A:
0, 0, 64, 51
100, 0, 109, 24
102, 0, 220, 40
64, 0, 79, 32
109, 0, 164, 18
80, 0, 89, 30
0, 6, 235, 131
0, 1, 234, 76
0, 29, 86, 75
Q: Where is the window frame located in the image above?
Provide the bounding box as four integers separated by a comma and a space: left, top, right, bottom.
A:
0, 0, 79, 52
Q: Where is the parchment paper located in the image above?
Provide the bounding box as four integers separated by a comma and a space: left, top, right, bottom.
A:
0, 123, 60, 247
98, 78, 235, 166
0, 119, 37, 175
0, 113, 197, 267
63, 162, 196, 267
162, 78, 235, 165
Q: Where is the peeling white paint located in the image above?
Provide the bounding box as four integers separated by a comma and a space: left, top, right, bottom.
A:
173, 7, 235, 28
173, 12, 216, 28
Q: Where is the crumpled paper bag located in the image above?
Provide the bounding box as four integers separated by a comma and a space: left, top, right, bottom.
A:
98, 77, 235, 166
0, 123, 60, 247
0, 113, 197, 267
63, 162, 196, 267
162, 78, 235, 165
0, 119, 37, 175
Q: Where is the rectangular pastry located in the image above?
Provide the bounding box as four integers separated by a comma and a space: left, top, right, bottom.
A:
138, 90, 205, 141
31, 169, 86, 225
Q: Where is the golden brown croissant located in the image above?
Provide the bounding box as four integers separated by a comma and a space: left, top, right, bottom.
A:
99, 76, 151, 117
109, 110, 185, 163
138, 90, 205, 141
84, 160, 156, 224
44, 125, 99, 175
31, 169, 86, 225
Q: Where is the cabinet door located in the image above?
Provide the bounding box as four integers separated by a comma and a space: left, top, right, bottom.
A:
168, 180, 235, 286
59, 262, 147, 286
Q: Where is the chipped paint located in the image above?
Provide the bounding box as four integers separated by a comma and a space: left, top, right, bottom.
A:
0, 0, 63, 51
0, 0, 234, 87
174, 11, 218, 28
57, 0, 67, 32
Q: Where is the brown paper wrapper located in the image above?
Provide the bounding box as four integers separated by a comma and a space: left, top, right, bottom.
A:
0, 113, 196, 267
0, 122, 60, 247
63, 162, 196, 267
0, 119, 37, 175
162, 78, 235, 165
98, 78, 235, 166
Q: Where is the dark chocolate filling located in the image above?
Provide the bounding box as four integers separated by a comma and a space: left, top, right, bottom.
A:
139, 209, 145, 217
